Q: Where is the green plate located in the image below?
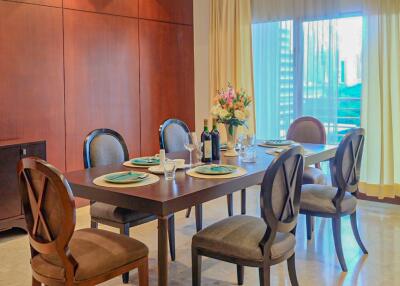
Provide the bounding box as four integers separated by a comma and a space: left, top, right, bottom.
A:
262, 140, 295, 147
131, 157, 160, 166
195, 165, 237, 175
104, 171, 149, 184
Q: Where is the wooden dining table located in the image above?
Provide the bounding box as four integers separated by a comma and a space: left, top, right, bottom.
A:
65, 143, 337, 286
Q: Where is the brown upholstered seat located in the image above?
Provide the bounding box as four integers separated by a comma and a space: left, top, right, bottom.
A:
90, 202, 153, 224
301, 184, 357, 214
31, 228, 148, 282
303, 166, 327, 185
193, 215, 296, 262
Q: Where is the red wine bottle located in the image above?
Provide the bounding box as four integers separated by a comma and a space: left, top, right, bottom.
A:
211, 119, 220, 161
201, 119, 212, 163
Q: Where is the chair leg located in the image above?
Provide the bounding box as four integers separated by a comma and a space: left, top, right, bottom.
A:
186, 207, 192, 218
32, 277, 41, 286
227, 194, 233, 217
350, 212, 368, 254
332, 218, 347, 272
241, 189, 246, 215
168, 215, 176, 261
192, 247, 202, 286
287, 253, 299, 286
90, 220, 98, 229
120, 224, 130, 283
237, 265, 244, 285
259, 265, 270, 286
195, 204, 203, 232
138, 258, 149, 286
306, 215, 314, 240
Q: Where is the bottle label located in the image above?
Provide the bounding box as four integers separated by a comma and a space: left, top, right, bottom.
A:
204, 140, 212, 159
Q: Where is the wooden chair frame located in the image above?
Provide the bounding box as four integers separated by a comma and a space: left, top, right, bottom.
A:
300, 128, 368, 272
192, 146, 304, 286
18, 158, 149, 286
83, 128, 175, 282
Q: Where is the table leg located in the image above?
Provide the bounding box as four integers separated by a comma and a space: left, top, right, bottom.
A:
158, 216, 169, 286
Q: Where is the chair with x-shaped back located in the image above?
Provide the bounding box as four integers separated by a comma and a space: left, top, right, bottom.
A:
18, 157, 149, 286
300, 128, 368, 272
192, 145, 304, 286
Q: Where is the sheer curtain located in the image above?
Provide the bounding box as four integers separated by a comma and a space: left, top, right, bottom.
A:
302, 19, 339, 143
252, 21, 294, 140
359, 0, 400, 198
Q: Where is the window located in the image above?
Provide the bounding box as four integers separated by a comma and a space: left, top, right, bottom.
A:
252, 16, 363, 144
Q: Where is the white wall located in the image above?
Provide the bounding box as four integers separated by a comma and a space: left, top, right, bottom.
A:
193, 0, 210, 135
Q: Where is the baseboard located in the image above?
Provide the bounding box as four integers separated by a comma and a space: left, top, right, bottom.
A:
357, 192, 400, 205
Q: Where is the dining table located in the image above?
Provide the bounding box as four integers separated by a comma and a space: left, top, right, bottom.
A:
65, 143, 337, 286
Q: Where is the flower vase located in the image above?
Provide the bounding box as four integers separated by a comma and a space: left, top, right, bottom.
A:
224, 123, 238, 157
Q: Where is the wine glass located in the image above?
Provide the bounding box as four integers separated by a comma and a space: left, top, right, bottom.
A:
184, 132, 198, 168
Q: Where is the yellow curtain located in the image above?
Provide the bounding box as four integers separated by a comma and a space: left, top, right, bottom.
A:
209, 0, 255, 136
360, 0, 400, 198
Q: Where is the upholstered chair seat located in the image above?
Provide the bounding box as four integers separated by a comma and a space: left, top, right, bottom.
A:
303, 167, 327, 185
193, 215, 296, 262
90, 202, 154, 224
31, 228, 148, 282
301, 184, 357, 214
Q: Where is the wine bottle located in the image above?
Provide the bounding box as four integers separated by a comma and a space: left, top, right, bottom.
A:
201, 119, 212, 162
211, 119, 220, 161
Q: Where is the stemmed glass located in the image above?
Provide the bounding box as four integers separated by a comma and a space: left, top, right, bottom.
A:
184, 132, 198, 168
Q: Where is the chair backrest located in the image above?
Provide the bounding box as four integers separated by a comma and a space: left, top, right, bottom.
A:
83, 128, 129, 169
331, 128, 365, 195
159, 119, 190, 153
18, 157, 77, 273
287, 116, 326, 144
260, 145, 304, 238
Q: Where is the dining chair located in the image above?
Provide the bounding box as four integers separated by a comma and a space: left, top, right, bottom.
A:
192, 145, 304, 286
287, 116, 328, 240
18, 157, 149, 286
84, 128, 175, 283
300, 128, 368, 272
159, 119, 246, 232
287, 116, 327, 185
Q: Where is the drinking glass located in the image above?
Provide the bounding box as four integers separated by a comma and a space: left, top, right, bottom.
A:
184, 132, 198, 168
163, 159, 176, 180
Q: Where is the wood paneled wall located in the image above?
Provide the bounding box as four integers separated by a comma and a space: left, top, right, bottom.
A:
0, 0, 194, 171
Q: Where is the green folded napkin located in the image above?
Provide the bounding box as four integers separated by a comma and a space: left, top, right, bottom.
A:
104, 171, 148, 184
195, 165, 237, 175
131, 157, 160, 166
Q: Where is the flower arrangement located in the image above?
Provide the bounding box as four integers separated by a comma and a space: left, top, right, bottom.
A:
210, 83, 252, 135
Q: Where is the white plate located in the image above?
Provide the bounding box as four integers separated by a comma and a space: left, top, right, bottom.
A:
148, 164, 189, 175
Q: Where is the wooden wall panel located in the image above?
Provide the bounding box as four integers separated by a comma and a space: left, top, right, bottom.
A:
139, 0, 193, 25
0, 2, 65, 170
139, 19, 194, 155
64, 10, 141, 171
64, 0, 138, 18
1, 0, 62, 7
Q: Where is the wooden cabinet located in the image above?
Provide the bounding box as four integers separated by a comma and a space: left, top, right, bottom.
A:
0, 140, 46, 232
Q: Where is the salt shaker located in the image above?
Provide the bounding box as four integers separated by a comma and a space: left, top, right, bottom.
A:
159, 149, 166, 168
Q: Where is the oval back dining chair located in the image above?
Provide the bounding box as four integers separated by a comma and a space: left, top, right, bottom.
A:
287, 116, 328, 239
84, 128, 175, 283
159, 118, 191, 153
300, 128, 367, 272
192, 145, 304, 286
18, 157, 149, 286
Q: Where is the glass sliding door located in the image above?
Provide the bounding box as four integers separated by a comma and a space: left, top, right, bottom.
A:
252, 16, 363, 144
